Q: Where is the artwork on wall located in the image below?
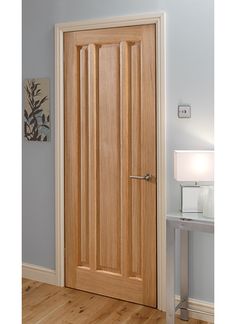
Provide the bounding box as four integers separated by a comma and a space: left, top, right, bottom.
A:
24, 78, 50, 141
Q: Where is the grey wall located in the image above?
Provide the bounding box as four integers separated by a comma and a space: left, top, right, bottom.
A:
22, 0, 214, 302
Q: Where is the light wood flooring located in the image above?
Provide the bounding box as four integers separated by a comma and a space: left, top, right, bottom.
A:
22, 278, 210, 324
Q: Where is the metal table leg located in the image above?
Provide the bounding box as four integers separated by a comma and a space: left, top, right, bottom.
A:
166, 220, 175, 324
180, 229, 189, 321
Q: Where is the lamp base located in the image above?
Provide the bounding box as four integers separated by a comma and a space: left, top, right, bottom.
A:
181, 185, 203, 213
202, 186, 214, 218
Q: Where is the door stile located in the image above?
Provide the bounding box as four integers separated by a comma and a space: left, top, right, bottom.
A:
141, 26, 157, 307
64, 35, 80, 287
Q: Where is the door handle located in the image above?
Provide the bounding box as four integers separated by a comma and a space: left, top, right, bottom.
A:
129, 173, 151, 181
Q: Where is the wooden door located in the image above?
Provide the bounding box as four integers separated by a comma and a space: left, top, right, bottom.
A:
64, 24, 157, 307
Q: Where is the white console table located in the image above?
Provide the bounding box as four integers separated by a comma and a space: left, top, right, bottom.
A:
166, 212, 214, 324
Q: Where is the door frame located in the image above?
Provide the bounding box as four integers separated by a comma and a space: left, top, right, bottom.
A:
55, 12, 166, 310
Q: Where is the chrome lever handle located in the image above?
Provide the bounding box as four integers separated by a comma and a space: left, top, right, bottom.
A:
129, 173, 151, 181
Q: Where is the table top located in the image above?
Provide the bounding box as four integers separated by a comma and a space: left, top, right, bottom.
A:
166, 211, 214, 233
167, 211, 214, 223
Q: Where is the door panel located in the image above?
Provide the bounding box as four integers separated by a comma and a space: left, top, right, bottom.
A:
64, 24, 157, 307
79, 46, 89, 267
98, 44, 121, 273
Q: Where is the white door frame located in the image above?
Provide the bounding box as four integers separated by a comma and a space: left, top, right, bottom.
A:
55, 12, 166, 310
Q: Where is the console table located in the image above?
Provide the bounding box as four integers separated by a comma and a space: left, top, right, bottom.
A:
166, 212, 214, 324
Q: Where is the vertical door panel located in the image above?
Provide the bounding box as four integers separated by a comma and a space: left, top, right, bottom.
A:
130, 42, 142, 279
98, 44, 121, 273
79, 46, 89, 267
64, 25, 157, 307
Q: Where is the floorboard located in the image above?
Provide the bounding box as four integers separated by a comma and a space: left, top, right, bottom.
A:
22, 279, 212, 324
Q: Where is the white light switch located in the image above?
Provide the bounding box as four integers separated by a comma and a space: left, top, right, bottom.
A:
178, 105, 191, 118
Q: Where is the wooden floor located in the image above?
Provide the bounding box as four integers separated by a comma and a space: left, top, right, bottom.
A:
22, 279, 210, 324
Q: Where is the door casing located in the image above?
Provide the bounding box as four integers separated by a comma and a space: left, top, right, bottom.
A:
55, 12, 166, 310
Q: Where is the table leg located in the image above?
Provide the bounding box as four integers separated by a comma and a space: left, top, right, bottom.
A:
166, 220, 175, 324
180, 229, 189, 321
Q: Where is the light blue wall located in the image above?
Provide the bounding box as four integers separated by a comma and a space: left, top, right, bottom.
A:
22, 0, 214, 302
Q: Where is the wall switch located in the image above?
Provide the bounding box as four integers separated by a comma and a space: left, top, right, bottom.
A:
178, 105, 191, 118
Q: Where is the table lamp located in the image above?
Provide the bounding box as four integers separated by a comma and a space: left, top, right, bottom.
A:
174, 150, 214, 213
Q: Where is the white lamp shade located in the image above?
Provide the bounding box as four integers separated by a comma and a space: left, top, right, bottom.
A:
174, 150, 214, 182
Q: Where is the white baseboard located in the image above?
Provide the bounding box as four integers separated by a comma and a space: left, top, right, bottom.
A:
22, 263, 57, 286
175, 295, 214, 323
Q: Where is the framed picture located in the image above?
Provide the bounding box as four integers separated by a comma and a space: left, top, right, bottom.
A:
24, 78, 50, 141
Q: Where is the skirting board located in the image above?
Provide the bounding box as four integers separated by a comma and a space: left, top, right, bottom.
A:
22, 263, 57, 286
175, 295, 214, 323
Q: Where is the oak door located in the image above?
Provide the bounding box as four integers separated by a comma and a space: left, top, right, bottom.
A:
64, 24, 157, 307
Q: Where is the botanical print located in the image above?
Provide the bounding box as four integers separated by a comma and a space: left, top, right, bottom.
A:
24, 78, 50, 141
